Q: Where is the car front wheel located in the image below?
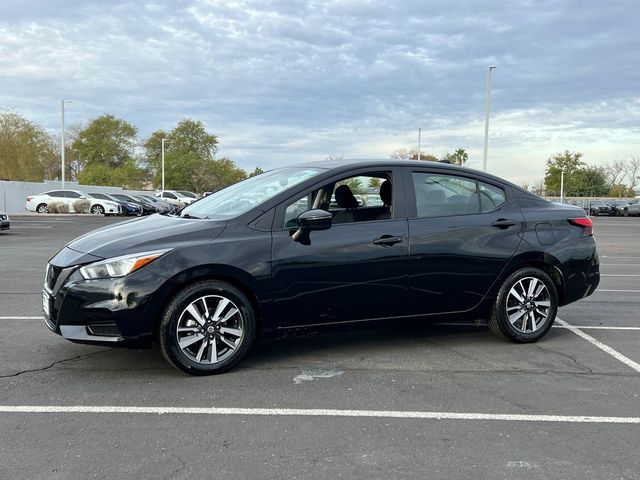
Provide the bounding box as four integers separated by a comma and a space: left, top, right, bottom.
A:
90, 204, 105, 215
159, 280, 256, 375
488, 267, 558, 343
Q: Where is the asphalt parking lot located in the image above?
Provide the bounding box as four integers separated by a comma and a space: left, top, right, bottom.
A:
1, 215, 639, 479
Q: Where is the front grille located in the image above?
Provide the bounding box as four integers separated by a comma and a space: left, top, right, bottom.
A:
46, 264, 63, 290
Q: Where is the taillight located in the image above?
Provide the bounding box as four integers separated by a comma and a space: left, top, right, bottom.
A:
568, 217, 593, 236
26, 195, 33, 201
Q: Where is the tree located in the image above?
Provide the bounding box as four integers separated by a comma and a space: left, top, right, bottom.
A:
390, 147, 437, 161
544, 151, 608, 197
144, 119, 221, 192
249, 167, 264, 177
444, 148, 468, 166
72, 114, 138, 170
0, 111, 57, 181
368, 177, 381, 188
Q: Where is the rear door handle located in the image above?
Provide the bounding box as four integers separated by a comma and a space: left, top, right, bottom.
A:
491, 218, 518, 229
373, 235, 404, 246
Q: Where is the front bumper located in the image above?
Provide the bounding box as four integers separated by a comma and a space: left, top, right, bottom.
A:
43, 262, 170, 348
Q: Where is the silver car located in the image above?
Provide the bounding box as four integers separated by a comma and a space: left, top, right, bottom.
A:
622, 199, 640, 217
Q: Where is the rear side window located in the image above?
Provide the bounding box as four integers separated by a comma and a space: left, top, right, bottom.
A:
478, 182, 506, 212
412, 173, 479, 218
66, 191, 81, 199
164, 193, 177, 199
46, 191, 65, 198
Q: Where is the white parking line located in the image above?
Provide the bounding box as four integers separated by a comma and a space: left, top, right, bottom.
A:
0, 405, 638, 424
0, 316, 42, 320
556, 318, 640, 373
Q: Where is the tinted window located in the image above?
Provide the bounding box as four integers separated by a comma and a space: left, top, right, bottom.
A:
478, 182, 506, 212
66, 191, 82, 199
164, 193, 177, 199
412, 173, 479, 218
46, 191, 65, 198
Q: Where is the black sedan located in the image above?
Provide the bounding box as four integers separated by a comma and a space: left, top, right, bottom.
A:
110, 193, 157, 215
42, 160, 600, 375
589, 200, 613, 216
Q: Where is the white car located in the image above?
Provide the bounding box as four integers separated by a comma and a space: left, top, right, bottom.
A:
25, 189, 121, 215
154, 190, 197, 207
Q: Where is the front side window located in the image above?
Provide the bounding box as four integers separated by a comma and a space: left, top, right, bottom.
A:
412, 173, 479, 218
164, 193, 177, 199
282, 171, 393, 227
66, 191, 82, 199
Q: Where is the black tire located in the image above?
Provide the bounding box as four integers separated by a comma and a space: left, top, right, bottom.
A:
488, 267, 558, 343
623, 208, 629, 217
90, 204, 105, 215
36, 203, 48, 214
159, 280, 256, 375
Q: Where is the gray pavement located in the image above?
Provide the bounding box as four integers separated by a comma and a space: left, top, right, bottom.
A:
0, 215, 639, 479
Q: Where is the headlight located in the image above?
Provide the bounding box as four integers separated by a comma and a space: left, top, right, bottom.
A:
79, 249, 171, 280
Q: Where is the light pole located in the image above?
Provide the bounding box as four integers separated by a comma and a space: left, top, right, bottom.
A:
417, 127, 421, 160
482, 65, 496, 172
560, 168, 565, 204
161, 138, 166, 191
60, 100, 71, 188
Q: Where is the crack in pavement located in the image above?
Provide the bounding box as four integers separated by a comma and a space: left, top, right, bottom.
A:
0, 349, 115, 379
533, 344, 595, 375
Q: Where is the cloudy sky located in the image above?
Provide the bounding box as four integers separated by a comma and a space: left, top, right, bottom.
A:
1, 0, 639, 184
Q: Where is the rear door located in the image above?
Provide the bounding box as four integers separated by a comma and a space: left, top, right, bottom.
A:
406, 168, 524, 315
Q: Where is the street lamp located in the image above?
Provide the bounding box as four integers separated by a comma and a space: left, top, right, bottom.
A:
417, 127, 421, 160
560, 168, 565, 204
60, 100, 72, 188
482, 65, 496, 172
161, 138, 166, 191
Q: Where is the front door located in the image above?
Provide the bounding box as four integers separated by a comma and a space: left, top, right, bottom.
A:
270, 169, 409, 328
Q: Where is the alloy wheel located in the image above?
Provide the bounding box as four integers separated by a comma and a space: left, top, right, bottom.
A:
176, 295, 244, 364
505, 276, 551, 334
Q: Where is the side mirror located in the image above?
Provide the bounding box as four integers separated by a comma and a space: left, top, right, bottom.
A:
296, 209, 332, 231
292, 209, 332, 244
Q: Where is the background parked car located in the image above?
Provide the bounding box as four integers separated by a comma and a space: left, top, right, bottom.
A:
610, 199, 631, 217
176, 191, 199, 200
25, 190, 120, 215
0, 212, 10, 230
133, 194, 175, 214
88, 192, 143, 216
155, 190, 197, 207
110, 193, 157, 215
589, 200, 613, 216
622, 199, 640, 217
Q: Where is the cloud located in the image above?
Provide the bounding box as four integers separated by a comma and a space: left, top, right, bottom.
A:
0, 0, 639, 184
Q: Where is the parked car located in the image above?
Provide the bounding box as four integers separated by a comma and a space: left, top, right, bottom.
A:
609, 200, 631, 217
43, 160, 599, 375
109, 193, 156, 215
0, 212, 10, 230
154, 190, 197, 207
176, 190, 199, 199
88, 192, 143, 216
588, 200, 613, 216
133, 194, 175, 214
25, 190, 120, 215
622, 199, 640, 217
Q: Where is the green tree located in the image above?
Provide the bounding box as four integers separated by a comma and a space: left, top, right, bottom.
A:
144, 119, 222, 192
368, 177, 381, 188
72, 114, 138, 170
444, 148, 468, 166
249, 167, 264, 177
0, 111, 58, 181
544, 151, 608, 196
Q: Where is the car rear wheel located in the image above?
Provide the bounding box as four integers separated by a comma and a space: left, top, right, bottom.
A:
159, 280, 256, 375
36, 203, 48, 214
623, 208, 629, 217
488, 267, 558, 343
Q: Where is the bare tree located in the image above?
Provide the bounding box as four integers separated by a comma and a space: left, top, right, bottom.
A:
391, 147, 437, 161
325, 154, 344, 161
622, 156, 640, 190
601, 159, 626, 189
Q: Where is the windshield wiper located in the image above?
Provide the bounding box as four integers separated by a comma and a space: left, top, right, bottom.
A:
180, 213, 204, 219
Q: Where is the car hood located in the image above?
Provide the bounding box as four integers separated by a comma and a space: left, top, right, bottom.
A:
61, 214, 227, 262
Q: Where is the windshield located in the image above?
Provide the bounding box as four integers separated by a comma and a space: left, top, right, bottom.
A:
181, 167, 324, 219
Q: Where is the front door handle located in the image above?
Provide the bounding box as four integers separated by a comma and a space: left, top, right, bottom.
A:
491, 218, 518, 229
373, 235, 404, 246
